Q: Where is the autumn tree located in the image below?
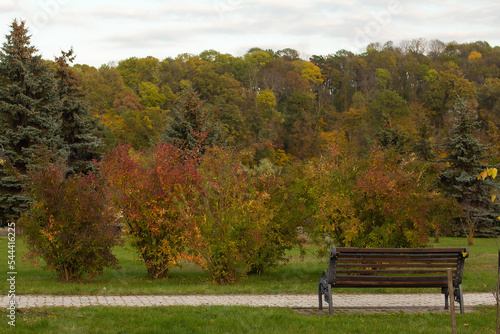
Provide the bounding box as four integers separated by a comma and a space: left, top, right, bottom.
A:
243, 88, 284, 162
0, 20, 67, 224
279, 91, 320, 159
117, 56, 160, 92
479, 78, 500, 114
77, 64, 127, 116
191, 60, 247, 145
138, 81, 166, 108
423, 63, 477, 127
242, 49, 273, 90
368, 90, 410, 127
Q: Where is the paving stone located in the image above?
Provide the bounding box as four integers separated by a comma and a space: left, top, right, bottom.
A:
0, 293, 496, 309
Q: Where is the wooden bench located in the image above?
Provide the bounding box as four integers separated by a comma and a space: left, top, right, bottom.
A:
318, 247, 469, 314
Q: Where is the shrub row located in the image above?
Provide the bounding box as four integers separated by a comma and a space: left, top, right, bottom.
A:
19, 144, 457, 283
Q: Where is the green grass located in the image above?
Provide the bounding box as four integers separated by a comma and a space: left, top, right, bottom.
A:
430, 237, 500, 294
2, 236, 499, 333
1, 306, 497, 334
1, 235, 499, 295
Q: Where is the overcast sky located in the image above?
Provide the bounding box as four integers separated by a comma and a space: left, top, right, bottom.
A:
1, 0, 499, 67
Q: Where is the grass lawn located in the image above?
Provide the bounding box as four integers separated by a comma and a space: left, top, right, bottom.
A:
1, 306, 497, 334
0, 235, 499, 295
2, 235, 499, 333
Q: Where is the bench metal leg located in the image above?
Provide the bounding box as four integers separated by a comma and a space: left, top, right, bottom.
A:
318, 271, 328, 311
443, 285, 465, 314
442, 287, 449, 310
328, 284, 333, 315
318, 281, 323, 311
456, 285, 464, 314
319, 271, 330, 312
318, 272, 333, 314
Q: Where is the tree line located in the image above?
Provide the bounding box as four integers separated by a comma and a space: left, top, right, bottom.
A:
73, 39, 500, 161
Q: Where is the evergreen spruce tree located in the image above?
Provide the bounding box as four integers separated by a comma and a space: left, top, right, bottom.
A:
55, 49, 102, 174
413, 119, 436, 161
440, 98, 499, 239
375, 117, 411, 154
0, 20, 68, 224
162, 87, 224, 156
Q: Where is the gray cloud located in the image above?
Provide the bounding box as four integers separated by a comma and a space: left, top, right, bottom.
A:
87, 6, 164, 21
92, 0, 500, 61
2, 0, 500, 66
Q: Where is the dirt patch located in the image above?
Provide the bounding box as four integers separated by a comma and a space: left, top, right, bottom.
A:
294, 307, 480, 316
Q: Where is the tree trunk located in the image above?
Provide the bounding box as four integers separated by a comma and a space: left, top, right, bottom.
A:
467, 219, 475, 246
434, 228, 440, 243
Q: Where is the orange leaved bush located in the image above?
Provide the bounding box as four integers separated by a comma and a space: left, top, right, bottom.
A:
100, 144, 199, 279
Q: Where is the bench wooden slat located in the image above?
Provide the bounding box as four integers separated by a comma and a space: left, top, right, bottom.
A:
334, 281, 450, 288
335, 275, 455, 287
339, 253, 461, 259
335, 275, 454, 282
336, 269, 455, 275
337, 263, 458, 269
335, 247, 467, 254
337, 259, 459, 264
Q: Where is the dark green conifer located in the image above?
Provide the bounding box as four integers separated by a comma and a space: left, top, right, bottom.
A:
413, 119, 436, 161
0, 20, 67, 224
55, 49, 102, 174
162, 88, 224, 156
440, 98, 498, 230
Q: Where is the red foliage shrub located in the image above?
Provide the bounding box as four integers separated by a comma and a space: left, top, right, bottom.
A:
19, 157, 122, 282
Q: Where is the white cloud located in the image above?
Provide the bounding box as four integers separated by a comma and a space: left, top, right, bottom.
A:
0, 0, 499, 66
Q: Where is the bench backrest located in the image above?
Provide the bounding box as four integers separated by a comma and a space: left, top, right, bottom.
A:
326, 247, 469, 288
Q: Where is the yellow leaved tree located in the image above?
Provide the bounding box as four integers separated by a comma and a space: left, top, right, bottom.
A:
478, 167, 500, 221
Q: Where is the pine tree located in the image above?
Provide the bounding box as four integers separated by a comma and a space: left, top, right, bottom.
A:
413, 119, 436, 161
440, 98, 498, 240
55, 49, 102, 174
0, 20, 68, 224
375, 117, 411, 154
162, 88, 224, 156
